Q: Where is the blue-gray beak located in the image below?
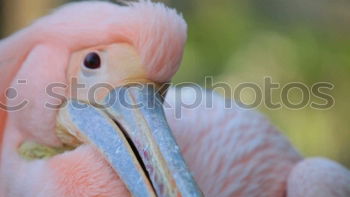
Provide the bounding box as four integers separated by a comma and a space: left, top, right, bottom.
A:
57, 84, 202, 197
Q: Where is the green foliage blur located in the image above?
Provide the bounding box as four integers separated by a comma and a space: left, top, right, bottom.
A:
1, 0, 349, 167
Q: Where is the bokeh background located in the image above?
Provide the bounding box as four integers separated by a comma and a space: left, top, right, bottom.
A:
1, 0, 349, 167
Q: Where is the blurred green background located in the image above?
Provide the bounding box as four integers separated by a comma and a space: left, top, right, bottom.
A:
1, 0, 349, 167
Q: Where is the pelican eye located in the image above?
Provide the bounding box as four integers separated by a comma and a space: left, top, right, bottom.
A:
83, 52, 101, 69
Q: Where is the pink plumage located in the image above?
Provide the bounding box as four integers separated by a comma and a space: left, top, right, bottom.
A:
165, 88, 350, 197
0, 1, 349, 197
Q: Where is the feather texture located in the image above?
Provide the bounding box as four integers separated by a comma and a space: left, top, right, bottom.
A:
165, 87, 302, 197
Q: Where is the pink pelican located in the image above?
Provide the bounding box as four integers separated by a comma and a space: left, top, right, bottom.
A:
0, 1, 349, 197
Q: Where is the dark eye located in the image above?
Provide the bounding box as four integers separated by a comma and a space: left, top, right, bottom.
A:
83, 52, 101, 69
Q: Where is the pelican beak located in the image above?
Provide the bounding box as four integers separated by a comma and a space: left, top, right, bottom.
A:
57, 84, 202, 197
